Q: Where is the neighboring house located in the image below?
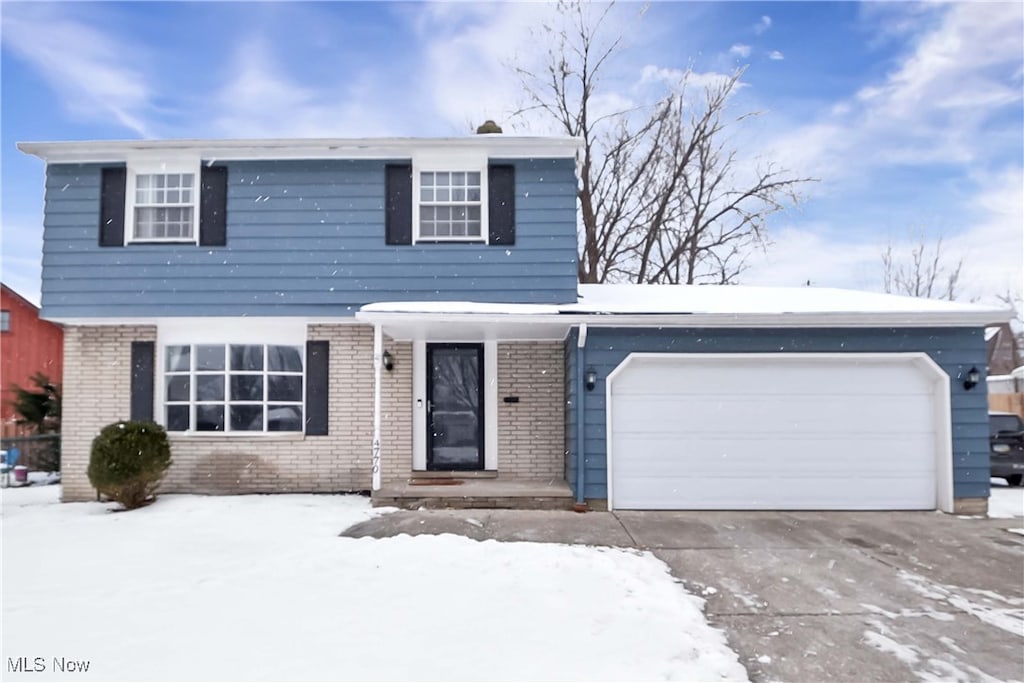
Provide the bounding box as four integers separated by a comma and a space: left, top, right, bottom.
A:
18, 135, 1010, 515
985, 322, 1021, 376
1, 283, 63, 428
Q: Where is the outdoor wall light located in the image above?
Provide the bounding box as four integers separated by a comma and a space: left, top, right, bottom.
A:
585, 368, 597, 392
382, 350, 394, 372
963, 366, 980, 391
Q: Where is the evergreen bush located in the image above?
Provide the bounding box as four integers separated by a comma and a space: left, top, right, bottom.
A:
87, 421, 172, 510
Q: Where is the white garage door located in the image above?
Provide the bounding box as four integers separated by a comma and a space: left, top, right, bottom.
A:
608, 353, 950, 511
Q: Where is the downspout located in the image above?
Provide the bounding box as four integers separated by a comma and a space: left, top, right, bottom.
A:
372, 323, 382, 492
575, 323, 588, 509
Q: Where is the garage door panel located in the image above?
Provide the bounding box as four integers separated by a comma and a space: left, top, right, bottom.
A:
611, 436, 935, 477
612, 395, 935, 438
609, 354, 942, 511
614, 475, 936, 510
614, 359, 931, 396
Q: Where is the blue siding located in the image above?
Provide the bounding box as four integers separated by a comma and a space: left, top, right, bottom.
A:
40, 158, 579, 318
564, 327, 991, 502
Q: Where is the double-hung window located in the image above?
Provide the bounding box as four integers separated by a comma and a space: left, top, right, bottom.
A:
126, 161, 200, 243
418, 171, 483, 239
164, 344, 304, 433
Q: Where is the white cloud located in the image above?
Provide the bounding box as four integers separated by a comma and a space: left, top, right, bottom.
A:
211, 38, 403, 138
744, 168, 1023, 306
1, 5, 156, 137
762, 3, 1023, 182
768, 50, 785, 61
729, 44, 751, 58
411, 2, 564, 135
639, 65, 741, 94
754, 15, 772, 35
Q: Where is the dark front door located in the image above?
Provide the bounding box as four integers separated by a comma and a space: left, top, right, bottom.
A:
427, 344, 484, 471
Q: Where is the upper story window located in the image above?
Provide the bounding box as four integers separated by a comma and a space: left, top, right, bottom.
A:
99, 159, 227, 248
381, 156, 519, 247
126, 163, 200, 243
1, 310, 9, 333
419, 171, 483, 240
133, 173, 196, 241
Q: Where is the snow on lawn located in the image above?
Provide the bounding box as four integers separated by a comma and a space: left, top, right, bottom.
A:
2, 487, 747, 682
988, 480, 1024, 519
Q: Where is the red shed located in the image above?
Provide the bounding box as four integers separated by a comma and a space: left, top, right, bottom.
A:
1, 283, 64, 426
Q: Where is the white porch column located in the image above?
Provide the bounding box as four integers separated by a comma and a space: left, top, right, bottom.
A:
372, 323, 382, 491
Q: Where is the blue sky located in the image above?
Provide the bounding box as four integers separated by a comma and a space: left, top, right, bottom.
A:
1, 1, 1021, 306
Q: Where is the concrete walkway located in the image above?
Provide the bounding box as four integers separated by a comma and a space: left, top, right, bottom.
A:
342, 508, 1024, 682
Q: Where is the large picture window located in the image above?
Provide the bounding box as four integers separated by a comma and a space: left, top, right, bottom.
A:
163, 344, 304, 433
418, 171, 482, 240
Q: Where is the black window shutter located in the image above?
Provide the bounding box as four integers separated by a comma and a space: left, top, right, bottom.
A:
305, 340, 329, 436
130, 341, 155, 422
488, 164, 515, 245
99, 167, 127, 247
199, 165, 228, 246
385, 164, 413, 245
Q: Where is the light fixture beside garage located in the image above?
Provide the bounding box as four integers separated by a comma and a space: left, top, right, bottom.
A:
585, 368, 597, 391
382, 350, 394, 372
963, 366, 980, 390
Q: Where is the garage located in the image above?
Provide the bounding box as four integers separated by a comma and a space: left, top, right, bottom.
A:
607, 353, 953, 511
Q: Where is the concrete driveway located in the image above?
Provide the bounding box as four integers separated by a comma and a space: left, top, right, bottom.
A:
343, 509, 1024, 682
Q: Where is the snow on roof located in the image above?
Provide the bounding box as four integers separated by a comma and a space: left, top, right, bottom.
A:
359, 284, 1010, 327
360, 301, 560, 315
570, 284, 1006, 315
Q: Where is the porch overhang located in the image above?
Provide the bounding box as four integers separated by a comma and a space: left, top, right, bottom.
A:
356, 286, 1011, 336
355, 306, 574, 341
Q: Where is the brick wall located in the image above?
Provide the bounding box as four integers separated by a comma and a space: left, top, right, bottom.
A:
60, 324, 412, 501
497, 342, 565, 479
61, 325, 157, 502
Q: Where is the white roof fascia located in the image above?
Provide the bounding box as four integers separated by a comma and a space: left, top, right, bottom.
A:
355, 310, 1008, 328
17, 136, 583, 164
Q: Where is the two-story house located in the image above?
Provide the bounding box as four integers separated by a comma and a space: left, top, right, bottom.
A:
19, 134, 1009, 514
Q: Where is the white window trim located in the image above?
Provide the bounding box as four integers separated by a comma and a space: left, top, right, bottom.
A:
156, 318, 307, 437
411, 151, 489, 245
162, 344, 305, 435
124, 157, 202, 245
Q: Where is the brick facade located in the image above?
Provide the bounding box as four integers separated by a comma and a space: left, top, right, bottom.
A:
61, 325, 157, 502
496, 342, 565, 479
60, 325, 564, 502
60, 324, 412, 501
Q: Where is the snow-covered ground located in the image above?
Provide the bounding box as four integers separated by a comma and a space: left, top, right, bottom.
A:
988, 479, 1024, 519
1, 486, 747, 682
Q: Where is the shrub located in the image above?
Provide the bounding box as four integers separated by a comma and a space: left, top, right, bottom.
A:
87, 421, 172, 510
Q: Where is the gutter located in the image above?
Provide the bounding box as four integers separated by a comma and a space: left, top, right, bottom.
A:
355, 310, 1011, 329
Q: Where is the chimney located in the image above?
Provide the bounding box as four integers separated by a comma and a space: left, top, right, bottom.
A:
476, 120, 503, 134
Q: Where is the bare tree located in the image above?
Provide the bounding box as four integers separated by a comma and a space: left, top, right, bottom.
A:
881, 232, 965, 301
513, 1, 812, 284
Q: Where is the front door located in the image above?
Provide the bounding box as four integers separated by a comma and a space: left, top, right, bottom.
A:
427, 344, 484, 471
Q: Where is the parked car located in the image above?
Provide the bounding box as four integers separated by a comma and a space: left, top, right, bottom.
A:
989, 412, 1024, 487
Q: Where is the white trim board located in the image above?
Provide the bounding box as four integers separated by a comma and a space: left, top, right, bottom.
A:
412, 340, 497, 472
18, 136, 583, 163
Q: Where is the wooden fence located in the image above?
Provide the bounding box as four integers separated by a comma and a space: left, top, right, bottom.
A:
990, 393, 1024, 417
